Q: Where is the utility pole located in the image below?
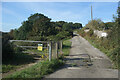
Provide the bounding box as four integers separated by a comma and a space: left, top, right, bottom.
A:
91, 5, 93, 21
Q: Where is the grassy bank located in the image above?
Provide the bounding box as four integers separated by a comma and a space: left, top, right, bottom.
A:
3, 59, 63, 79
78, 29, 119, 69
85, 36, 118, 68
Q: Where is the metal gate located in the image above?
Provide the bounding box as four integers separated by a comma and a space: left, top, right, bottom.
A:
9, 40, 63, 61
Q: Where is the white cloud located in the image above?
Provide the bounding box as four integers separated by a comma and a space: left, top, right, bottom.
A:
103, 19, 112, 23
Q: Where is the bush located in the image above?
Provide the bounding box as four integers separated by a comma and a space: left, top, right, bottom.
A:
14, 47, 23, 53
109, 47, 120, 66
87, 29, 94, 37
56, 31, 71, 40
47, 31, 73, 41
2, 33, 14, 62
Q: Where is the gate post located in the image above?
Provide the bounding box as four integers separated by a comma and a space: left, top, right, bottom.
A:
60, 41, 63, 54
49, 42, 52, 61
56, 42, 58, 59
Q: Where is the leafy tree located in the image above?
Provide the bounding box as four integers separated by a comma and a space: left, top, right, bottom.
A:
13, 13, 53, 40
9, 29, 14, 39
104, 22, 115, 30
108, 10, 120, 67
108, 6, 120, 47
53, 21, 66, 32
73, 23, 82, 29
85, 19, 105, 30
62, 23, 73, 31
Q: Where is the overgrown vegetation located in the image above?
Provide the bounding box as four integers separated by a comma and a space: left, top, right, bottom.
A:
2, 32, 36, 73
78, 5, 120, 68
4, 59, 64, 79
2, 13, 79, 75
3, 39, 72, 79
2, 52, 35, 73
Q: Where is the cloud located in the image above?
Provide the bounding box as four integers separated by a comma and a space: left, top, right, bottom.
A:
103, 19, 112, 23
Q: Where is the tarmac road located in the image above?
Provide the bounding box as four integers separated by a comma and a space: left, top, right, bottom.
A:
45, 35, 118, 78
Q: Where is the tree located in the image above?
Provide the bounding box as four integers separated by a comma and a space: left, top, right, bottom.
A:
85, 19, 105, 30
13, 13, 54, 40
107, 4, 120, 67
11, 13, 82, 41
62, 22, 73, 31
104, 22, 115, 30
73, 23, 82, 29
9, 29, 14, 39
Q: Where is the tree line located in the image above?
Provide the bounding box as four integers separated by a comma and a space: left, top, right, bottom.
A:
9, 13, 82, 41
2, 13, 82, 63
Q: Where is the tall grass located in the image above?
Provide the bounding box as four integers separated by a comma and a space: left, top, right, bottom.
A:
3, 59, 63, 79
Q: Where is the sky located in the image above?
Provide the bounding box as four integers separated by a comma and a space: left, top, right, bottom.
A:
1, 2, 118, 32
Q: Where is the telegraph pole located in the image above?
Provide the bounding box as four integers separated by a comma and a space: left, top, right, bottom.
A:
91, 5, 93, 21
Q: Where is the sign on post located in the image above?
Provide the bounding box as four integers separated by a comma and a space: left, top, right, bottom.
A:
37, 44, 43, 51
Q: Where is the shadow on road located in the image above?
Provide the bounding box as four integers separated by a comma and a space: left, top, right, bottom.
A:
56, 53, 93, 71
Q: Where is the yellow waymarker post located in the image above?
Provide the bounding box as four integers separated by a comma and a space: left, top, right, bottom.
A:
37, 44, 43, 51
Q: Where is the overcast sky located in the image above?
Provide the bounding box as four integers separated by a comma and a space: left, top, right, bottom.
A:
2, 2, 118, 32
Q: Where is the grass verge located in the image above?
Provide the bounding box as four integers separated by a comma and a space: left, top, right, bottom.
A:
3, 59, 64, 79
62, 39, 72, 56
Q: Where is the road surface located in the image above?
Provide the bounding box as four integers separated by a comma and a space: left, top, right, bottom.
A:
45, 35, 118, 78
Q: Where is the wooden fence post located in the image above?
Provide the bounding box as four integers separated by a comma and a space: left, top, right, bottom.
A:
56, 42, 58, 59
60, 41, 63, 54
49, 42, 52, 61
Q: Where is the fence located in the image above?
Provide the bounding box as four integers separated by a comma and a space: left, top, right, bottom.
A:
50, 41, 63, 60
9, 40, 63, 61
